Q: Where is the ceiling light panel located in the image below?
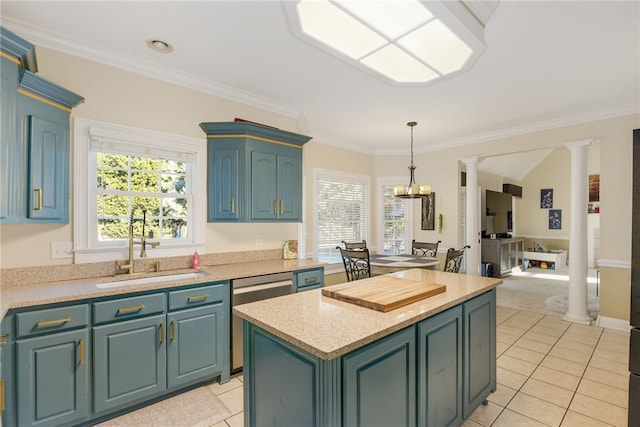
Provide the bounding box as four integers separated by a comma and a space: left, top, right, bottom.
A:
398, 19, 473, 74
361, 44, 439, 83
335, 0, 433, 39
297, 0, 387, 59
284, 0, 495, 85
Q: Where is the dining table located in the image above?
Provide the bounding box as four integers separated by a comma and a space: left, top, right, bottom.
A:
369, 253, 441, 274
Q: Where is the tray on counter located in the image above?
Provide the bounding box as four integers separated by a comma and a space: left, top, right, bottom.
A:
321, 276, 446, 312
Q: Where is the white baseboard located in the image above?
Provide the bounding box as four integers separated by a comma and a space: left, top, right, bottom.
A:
596, 315, 630, 331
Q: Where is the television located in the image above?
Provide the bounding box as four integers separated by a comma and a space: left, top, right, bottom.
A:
485, 189, 513, 237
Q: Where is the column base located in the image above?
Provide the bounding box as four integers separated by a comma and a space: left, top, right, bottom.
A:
562, 313, 592, 325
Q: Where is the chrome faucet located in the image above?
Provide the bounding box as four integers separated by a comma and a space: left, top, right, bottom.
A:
117, 205, 160, 274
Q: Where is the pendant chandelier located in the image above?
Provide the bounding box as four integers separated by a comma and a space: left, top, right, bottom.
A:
394, 121, 431, 198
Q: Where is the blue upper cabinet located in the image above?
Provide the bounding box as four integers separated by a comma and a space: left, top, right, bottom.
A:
0, 27, 84, 224
200, 121, 311, 222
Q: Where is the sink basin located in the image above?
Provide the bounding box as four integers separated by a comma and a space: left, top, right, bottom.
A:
97, 271, 210, 289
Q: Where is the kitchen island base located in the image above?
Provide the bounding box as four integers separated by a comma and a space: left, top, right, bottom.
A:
242, 288, 496, 427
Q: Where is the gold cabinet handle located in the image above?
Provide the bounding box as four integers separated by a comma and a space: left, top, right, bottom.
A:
79, 339, 84, 365
170, 320, 175, 342
231, 197, 236, 214
280, 200, 284, 214
187, 294, 209, 303
36, 317, 71, 327
34, 188, 42, 211
0, 378, 5, 412
305, 277, 317, 283
273, 199, 277, 215
0, 333, 7, 347
117, 304, 145, 315
159, 322, 164, 345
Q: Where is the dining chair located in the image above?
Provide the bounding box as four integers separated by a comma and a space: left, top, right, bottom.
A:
337, 246, 372, 281
412, 240, 441, 257
342, 240, 367, 250
444, 245, 471, 273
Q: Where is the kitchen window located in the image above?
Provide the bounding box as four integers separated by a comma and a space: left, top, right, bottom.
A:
73, 118, 206, 263
314, 169, 370, 263
378, 179, 412, 254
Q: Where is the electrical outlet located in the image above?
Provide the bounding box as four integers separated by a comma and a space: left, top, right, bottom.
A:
51, 241, 73, 259
255, 235, 263, 246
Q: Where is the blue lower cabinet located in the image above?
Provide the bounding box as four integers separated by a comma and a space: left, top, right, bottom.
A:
243, 290, 497, 427
343, 327, 416, 427
93, 314, 167, 414
167, 304, 225, 389
418, 305, 463, 427
245, 325, 324, 427
462, 289, 496, 419
293, 267, 324, 292
16, 329, 89, 427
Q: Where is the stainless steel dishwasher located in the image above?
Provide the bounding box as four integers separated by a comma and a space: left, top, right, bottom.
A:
231, 271, 293, 372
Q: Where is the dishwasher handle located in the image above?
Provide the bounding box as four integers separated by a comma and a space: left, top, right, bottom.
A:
233, 280, 293, 295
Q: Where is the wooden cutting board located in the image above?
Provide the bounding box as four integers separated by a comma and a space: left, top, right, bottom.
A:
321, 276, 446, 312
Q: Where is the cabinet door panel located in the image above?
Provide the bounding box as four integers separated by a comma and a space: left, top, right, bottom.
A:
463, 289, 496, 418
93, 314, 166, 414
0, 56, 19, 222
28, 116, 67, 220
16, 329, 88, 427
247, 326, 320, 427
167, 304, 224, 389
343, 327, 416, 427
277, 153, 301, 220
418, 306, 463, 427
251, 151, 277, 219
211, 148, 240, 220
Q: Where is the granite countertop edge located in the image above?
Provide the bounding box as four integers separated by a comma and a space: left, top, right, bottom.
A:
1, 258, 326, 319
234, 270, 502, 360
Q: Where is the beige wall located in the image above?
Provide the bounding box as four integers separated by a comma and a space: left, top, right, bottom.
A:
1, 44, 638, 323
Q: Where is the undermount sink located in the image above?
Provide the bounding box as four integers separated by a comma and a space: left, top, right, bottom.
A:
97, 271, 210, 289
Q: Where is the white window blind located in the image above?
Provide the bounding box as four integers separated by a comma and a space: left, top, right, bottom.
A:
381, 184, 410, 254
315, 170, 370, 263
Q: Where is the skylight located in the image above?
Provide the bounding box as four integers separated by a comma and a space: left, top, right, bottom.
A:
286, 0, 494, 85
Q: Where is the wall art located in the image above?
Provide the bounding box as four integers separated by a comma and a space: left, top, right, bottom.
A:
549, 209, 562, 230
540, 188, 553, 209
421, 192, 435, 230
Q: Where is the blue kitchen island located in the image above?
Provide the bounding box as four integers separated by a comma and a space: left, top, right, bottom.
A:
233, 268, 502, 427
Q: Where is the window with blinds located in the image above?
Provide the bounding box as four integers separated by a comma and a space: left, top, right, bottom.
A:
315, 170, 370, 263
381, 184, 410, 254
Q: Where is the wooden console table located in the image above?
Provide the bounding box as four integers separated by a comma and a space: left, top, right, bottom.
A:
481, 237, 525, 278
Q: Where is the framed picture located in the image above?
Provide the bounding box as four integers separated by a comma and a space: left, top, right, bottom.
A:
549, 209, 562, 230
421, 193, 435, 230
540, 188, 553, 209
589, 174, 600, 202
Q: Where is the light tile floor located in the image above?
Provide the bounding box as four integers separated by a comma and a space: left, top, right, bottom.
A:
120, 306, 631, 427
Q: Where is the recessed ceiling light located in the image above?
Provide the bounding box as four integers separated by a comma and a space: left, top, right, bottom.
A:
146, 39, 174, 53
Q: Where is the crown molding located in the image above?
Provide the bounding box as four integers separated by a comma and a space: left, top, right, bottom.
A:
2, 18, 302, 119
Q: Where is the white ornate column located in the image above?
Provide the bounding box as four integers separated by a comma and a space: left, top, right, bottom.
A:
563, 140, 593, 324
461, 157, 481, 275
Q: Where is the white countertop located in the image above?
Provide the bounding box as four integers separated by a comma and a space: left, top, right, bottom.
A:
233, 268, 501, 360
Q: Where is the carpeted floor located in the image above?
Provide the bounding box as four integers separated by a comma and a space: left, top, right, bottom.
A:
496, 266, 600, 320
95, 385, 233, 427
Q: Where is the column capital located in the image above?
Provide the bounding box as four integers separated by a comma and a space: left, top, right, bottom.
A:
460, 156, 483, 168
564, 139, 594, 152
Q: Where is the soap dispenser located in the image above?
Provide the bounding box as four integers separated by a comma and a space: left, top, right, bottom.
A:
192, 251, 200, 269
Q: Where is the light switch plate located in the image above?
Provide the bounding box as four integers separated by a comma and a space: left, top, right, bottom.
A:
51, 241, 73, 259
